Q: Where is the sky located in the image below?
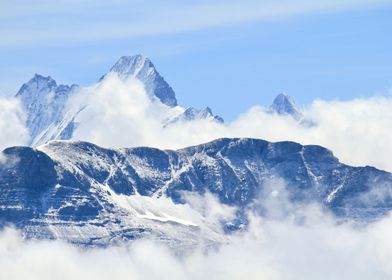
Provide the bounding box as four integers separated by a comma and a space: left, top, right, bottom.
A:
2, 2, 392, 278
1, 0, 392, 120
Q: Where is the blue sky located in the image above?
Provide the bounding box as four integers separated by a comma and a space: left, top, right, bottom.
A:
1, 0, 392, 120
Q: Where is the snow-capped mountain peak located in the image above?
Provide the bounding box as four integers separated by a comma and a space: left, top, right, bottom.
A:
15, 74, 78, 146
16, 74, 58, 98
107, 54, 150, 78
164, 106, 224, 126
269, 92, 302, 120
102, 54, 177, 107
13, 55, 224, 147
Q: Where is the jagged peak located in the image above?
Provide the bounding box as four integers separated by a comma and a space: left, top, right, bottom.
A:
29, 74, 57, 85
182, 107, 208, 118
116, 54, 149, 66
107, 54, 152, 78
272, 92, 296, 106
180, 106, 223, 123
16, 74, 58, 97
117, 54, 147, 63
269, 92, 302, 120
201, 106, 213, 115
101, 54, 177, 107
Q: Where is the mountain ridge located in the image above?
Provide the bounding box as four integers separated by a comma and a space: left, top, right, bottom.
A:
1, 137, 391, 246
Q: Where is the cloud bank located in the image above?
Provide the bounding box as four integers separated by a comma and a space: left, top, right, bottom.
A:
1, 74, 391, 171
227, 96, 392, 171
1, 181, 392, 280
62, 75, 392, 173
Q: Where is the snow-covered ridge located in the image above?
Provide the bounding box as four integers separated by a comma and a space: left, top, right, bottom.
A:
0, 137, 391, 246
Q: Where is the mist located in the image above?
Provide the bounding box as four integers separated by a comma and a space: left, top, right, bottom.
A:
1, 180, 392, 280
2, 74, 391, 172
62, 75, 392, 172
0, 97, 28, 152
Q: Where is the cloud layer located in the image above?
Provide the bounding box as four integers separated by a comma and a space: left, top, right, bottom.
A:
1, 74, 392, 171
63, 76, 392, 173
1, 181, 392, 280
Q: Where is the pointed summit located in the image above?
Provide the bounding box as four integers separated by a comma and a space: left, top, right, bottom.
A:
15, 74, 76, 146
163, 106, 223, 127
103, 54, 177, 107
107, 54, 149, 78
269, 93, 302, 120
16, 74, 57, 97
11, 56, 222, 147
181, 107, 223, 123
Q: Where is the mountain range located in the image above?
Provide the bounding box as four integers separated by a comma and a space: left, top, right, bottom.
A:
2, 55, 389, 247
1, 138, 391, 246
15, 54, 302, 147
16, 55, 225, 147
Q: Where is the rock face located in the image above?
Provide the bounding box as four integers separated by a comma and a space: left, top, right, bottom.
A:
269, 92, 302, 120
15, 55, 222, 147
0, 138, 391, 246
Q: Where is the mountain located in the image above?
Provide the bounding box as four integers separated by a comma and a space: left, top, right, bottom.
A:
1, 138, 391, 246
15, 74, 79, 146
164, 106, 224, 126
101, 55, 177, 107
269, 92, 302, 120
15, 55, 222, 147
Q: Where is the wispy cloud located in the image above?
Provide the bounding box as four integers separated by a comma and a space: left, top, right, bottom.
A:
1, 0, 392, 47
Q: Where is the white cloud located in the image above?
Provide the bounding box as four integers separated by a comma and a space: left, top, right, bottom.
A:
1, 0, 392, 47
64, 75, 392, 173
68, 74, 184, 148
0, 97, 28, 154
1, 73, 391, 173
1, 181, 392, 280
227, 96, 392, 171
